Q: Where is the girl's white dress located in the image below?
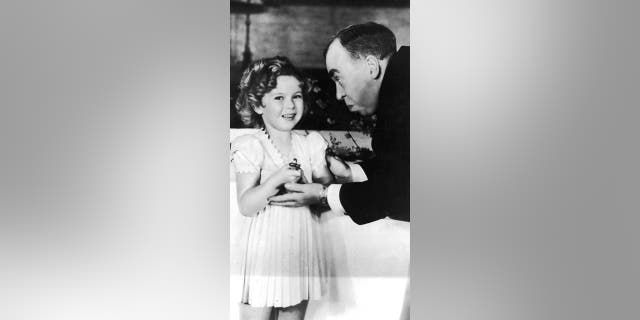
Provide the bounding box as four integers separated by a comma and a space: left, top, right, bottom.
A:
231, 130, 328, 308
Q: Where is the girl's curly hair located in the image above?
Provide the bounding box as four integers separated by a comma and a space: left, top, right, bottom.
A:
234, 56, 311, 128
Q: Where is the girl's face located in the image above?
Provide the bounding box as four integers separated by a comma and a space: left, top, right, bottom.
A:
257, 75, 304, 133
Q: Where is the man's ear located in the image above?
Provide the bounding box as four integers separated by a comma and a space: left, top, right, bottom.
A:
365, 55, 382, 80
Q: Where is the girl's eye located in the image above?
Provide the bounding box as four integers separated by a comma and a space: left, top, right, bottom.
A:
274, 96, 284, 101
293, 94, 303, 99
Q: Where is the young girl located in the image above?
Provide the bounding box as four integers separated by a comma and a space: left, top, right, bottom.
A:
231, 57, 332, 320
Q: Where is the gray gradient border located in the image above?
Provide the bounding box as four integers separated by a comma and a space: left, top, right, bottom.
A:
1, 1, 639, 319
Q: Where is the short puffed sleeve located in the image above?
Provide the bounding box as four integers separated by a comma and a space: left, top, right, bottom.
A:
231, 134, 264, 174
306, 131, 329, 172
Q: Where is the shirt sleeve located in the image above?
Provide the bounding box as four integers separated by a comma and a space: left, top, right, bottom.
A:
326, 162, 367, 216
230, 135, 264, 174
327, 184, 346, 215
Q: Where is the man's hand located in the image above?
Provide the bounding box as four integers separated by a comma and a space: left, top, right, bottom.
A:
326, 154, 352, 183
268, 182, 324, 207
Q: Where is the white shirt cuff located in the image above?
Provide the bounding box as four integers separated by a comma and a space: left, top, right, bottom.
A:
347, 162, 368, 182
327, 184, 346, 215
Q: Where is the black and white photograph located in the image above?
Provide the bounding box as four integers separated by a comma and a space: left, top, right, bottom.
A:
5, 1, 640, 320
229, 0, 410, 319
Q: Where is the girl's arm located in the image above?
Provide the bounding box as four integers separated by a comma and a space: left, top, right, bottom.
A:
312, 150, 334, 185
235, 172, 275, 217
305, 131, 334, 185
236, 166, 300, 217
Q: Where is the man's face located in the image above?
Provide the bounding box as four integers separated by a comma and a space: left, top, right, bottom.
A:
325, 40, 378, 116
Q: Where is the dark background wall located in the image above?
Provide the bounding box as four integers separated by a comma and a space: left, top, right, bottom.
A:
230, 3, 409, 129
231, 5, 409, 68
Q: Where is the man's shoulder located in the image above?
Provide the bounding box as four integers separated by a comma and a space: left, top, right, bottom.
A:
376, 46, 410, 123
382, 47, 410, 97
392, 46, 409, 63
393, 46, 410, 67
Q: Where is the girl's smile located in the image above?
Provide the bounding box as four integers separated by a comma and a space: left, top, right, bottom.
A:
282, 112, 297, 121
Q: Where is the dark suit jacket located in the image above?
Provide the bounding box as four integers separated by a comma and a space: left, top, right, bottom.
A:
339, 46, 410, 225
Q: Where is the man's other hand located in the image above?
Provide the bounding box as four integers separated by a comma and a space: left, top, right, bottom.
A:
326, 154, 352, 183
268, 182, 323, 207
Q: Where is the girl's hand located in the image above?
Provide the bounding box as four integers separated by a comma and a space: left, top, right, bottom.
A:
267, 164, 302, 188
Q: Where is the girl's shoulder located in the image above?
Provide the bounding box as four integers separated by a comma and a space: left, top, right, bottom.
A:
302, 130, 326, 144
292, 130, 323, 140
292, 130, 327, 150
231, 132, 264, 151
230, 132, 265, 170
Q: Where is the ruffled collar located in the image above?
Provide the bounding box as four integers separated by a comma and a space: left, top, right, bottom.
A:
257, 128, 297, 167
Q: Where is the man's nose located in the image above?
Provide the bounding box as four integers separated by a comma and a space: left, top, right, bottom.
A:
335, 85, 346, 101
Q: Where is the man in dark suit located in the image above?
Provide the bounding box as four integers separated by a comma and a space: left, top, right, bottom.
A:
269, 22, 410, 226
